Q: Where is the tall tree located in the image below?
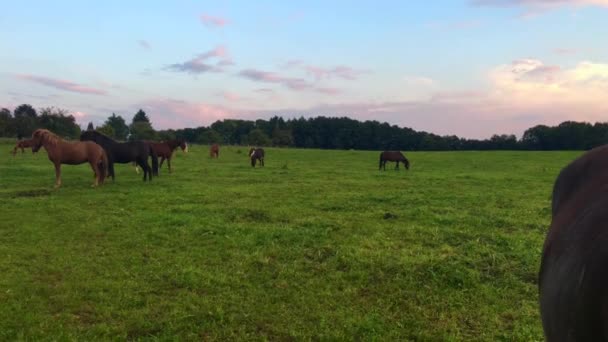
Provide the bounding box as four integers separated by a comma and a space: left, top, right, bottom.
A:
13, 104, 38, 138
101, 113, 129, 140
37, 107, 81, 139
0, 108, 14, 137
132, 109, 150, 123
86, 122, 95, 131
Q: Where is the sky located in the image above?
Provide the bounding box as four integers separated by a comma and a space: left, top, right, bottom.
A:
1, 0, 608, 139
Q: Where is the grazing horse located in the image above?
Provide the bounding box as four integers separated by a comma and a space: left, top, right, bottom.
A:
80, 131, 158, 181
12, 139, 35, 155
249, 148, 265, 167
210, 144, 219, 158
30, 129, 107, 188
379, 151, 410, 170
539, 145, 608, 341
146, 139, 187, 173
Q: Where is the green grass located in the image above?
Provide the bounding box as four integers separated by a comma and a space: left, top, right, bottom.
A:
0, 143, 579, 340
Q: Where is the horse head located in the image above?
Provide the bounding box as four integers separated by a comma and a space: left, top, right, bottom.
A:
180, 140, 188, 153
31, 129, 50, 152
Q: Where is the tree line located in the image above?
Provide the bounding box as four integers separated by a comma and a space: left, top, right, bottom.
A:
1, 103, 607, 151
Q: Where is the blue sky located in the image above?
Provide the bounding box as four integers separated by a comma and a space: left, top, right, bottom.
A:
1, 0, 608, 138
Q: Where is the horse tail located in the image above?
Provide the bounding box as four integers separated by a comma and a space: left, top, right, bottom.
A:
98, 151, 108, 184
149, 144, 159, 176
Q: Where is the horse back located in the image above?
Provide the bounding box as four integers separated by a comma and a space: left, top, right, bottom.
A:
541, 145, 608, 341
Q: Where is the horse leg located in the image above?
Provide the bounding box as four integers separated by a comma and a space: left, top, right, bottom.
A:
54, 162, 62, 188
159, 156, 166, 171
261, 158, 264, 167
89, 160, 99, 187
137, 159, 148, 181
395, 161, 399, 170
109, 160, 116, 181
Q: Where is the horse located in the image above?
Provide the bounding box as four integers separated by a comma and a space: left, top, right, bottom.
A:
379, 151, 410, 170
147, 139, 187, 173
210, 144, 219, 158
539, 145, 608, 341
249, 147, 265, 167
30, 129, 107, 188
79, 130, 158, 181
12, 139, 35, 155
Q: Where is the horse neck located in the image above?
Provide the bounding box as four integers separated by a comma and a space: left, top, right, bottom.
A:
167, 140, 181, 150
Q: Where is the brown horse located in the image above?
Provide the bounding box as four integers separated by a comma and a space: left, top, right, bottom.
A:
30, 129, 107, 188
540, 145, 608, 341
210, 144, 219, 158
249, 147, 265, 167
146, 139, 187, 173
379, 151, 410, 170
12, 139, 35, 155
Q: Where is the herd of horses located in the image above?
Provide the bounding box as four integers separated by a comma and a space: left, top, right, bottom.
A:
10, 127, 608, 339
12, 130, 411, 188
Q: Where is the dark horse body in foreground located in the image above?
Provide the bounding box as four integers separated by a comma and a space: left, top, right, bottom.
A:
379, 151, 410, 170
148, 139, 187, 173
210, 144, 219, 158
249, 148, 264, 167
12, 138, 35, 155
31, 129, 107, 188
80, 131, 158, 181
540, 145, 608, 341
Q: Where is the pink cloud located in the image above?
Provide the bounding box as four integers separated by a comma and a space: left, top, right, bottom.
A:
166, 45, 234, 74
553, 48, 578, 55
15, 74, 107, 95
138, 98, 236, 128
200, 14, 229, 28
239, 69, 311, 91
284, 62, 368, 81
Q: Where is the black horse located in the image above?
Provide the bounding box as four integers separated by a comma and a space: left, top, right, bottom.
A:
80, 131, 158, 181
379, 151, 410, 170
540, 145, 608, 341
249, 147, 265, 167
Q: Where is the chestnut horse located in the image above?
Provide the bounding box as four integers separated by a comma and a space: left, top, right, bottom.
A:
147, 139, 187, 173
210, 144, 219, 158
379, 151, 410, 170
540, 145, 608, 341
80, 130, 158, 181
30, 129, 107, 188
249, 147, 265, 167
12, 139, 35, 155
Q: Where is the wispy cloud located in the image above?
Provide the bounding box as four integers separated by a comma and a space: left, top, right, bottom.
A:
15, 74, 107, 95
200, 14, 229, 28
553, 47, 578, 55
238, 68, 340, 95
136, 98, 237, 128
282, 61, 368, 81
165, 45, 234, 74
471, 0, 608, 15
138, 40, 151, 49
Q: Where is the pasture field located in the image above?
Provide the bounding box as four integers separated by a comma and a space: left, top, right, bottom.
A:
0, 142, 579, 340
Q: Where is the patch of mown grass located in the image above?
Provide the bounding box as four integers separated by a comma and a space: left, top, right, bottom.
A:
0, 143, 579, 340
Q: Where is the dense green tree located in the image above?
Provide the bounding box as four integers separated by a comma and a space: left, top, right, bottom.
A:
247, 129, 271, 146
13, 104, 38, 138
132, 109, 150, 123
86, 122, 95, 131
101, 113, 129, 140
37, 107, 81, 139
129, 121, 156, 141
196, 129, 222, 144
0, 108, 14, 137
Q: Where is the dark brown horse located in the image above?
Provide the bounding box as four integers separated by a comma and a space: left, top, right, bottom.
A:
249, 147, 265, 167
80, 130, 158, 181
12, 139, 35, 155
210, 144, 219, 158
379, 151, 410, 170
540, 145, 608, 341
30, 129, 107, 188
147, 139, 187, 173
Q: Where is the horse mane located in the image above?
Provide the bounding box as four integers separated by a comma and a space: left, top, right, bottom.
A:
83, 130, 116, 144
33, 129, 61, 147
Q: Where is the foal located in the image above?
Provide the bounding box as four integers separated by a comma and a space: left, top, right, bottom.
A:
12, 139, 35, 155
30, 129, 107, 188
210, 144, 219, 158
